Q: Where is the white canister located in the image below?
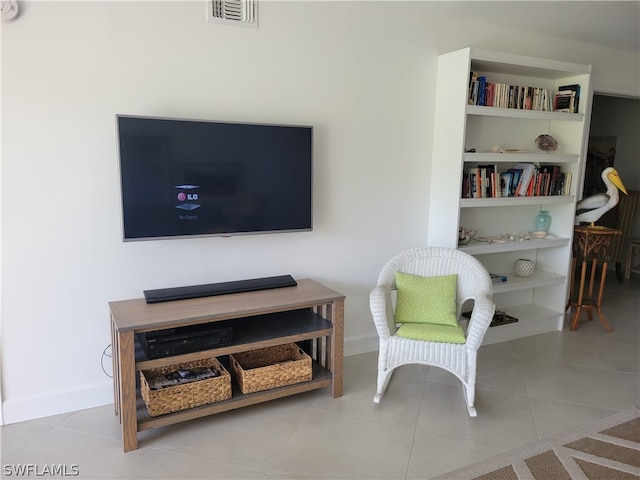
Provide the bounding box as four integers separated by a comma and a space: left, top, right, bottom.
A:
513, 258, 535, 278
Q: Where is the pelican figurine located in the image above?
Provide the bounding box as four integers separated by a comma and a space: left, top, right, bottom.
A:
575, 167, 628, 226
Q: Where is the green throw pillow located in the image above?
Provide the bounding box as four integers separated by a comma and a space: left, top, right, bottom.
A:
395, 272, 458, 327
396, 323, 466, 344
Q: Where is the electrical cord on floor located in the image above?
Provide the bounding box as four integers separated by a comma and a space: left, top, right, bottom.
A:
101, 344, 112, 378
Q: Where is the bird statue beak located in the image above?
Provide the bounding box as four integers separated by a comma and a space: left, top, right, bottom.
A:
608, 169, 628, 195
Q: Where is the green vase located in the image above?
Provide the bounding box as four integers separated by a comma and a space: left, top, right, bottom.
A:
535, 210, 551, 232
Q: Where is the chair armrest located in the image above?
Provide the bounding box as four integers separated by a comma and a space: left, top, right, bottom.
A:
370, 285, 396, 339
464, 292, 495, 350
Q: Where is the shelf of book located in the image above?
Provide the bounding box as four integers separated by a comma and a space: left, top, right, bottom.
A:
462, 162, 574, 200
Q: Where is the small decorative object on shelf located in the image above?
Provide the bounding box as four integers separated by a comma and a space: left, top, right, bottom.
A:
477, 232, 531, 244
535, 134, 558, 153
513, 258, 535, 278
458, 227, 477, 245
535, 210, 552, 232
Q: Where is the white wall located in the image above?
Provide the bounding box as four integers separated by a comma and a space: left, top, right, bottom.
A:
2, 1, 638, 424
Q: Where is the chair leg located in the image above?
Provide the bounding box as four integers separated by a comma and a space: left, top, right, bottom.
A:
462, 382, 477, 417
373, 369, 394, 403
616, 262, 623, 282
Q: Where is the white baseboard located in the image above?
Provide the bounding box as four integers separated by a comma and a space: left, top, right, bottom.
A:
2, 380, 113, 425
344, 333, 378, 357
2, 335, 379, 425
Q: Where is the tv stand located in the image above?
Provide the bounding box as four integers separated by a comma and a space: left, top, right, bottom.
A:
109, 279, 344, 452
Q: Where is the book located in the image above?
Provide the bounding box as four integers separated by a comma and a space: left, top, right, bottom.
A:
467, 168, 478, 198
506, 168, 523, 196
547, 165, 561, 195
512, 162, 536, 196
554, 90, 576, 112
564, 171, 573, 195
468, 71, 478, 105
477, 164, 497, 197
558, 84, 580, 113
491, 169, 500, 197
554, 172, 566, 196
478, 76, 487, 105
490, 274, 508, 284
461, 172, 470, 198
524, 86, 533, 110
500, 172, 513, 197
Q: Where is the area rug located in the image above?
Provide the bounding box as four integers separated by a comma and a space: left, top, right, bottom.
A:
434, 407, 640, 480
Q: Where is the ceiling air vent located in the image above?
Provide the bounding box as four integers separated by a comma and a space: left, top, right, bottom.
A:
207, 0, 258, 28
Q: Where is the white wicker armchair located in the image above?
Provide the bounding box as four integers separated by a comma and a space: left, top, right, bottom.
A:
370, 247, 495, 417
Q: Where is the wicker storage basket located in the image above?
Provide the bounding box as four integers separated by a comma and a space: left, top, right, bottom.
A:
140, 357, 231, 417
229, 343, 312, 394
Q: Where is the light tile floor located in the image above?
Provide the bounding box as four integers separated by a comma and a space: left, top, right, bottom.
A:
2, 275, 638, 479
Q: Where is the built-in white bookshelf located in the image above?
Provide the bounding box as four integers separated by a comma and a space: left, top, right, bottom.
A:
428, 47, 592, 344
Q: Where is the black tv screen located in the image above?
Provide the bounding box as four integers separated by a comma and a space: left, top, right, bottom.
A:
116, 115, 312, 240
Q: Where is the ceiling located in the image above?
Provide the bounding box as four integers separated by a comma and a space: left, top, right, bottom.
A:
430, 1, 640, 53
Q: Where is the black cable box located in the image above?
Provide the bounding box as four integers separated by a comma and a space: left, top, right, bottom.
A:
140, 323, 233, 359
144, 275, 297, 304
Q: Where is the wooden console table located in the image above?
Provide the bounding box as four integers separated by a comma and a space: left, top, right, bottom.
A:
567, 226, 621, 332
109, 279, 344, 452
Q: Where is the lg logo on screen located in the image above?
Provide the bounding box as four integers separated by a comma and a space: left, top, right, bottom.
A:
175, 185, 201, 211
177, 192, 199, 201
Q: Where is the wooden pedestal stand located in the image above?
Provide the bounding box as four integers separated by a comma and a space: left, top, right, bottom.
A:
567, 226, 621, 332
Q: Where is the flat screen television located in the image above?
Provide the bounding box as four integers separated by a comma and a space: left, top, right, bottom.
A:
116, 115, 313, 241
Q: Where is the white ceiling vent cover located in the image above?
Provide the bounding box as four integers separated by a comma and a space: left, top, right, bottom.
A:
207, 0, 257, 28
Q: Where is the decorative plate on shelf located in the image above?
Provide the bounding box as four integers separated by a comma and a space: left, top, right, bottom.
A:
535, 134, 558, 152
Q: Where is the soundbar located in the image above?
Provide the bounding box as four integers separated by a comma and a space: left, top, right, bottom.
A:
144, 275, 298, 304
